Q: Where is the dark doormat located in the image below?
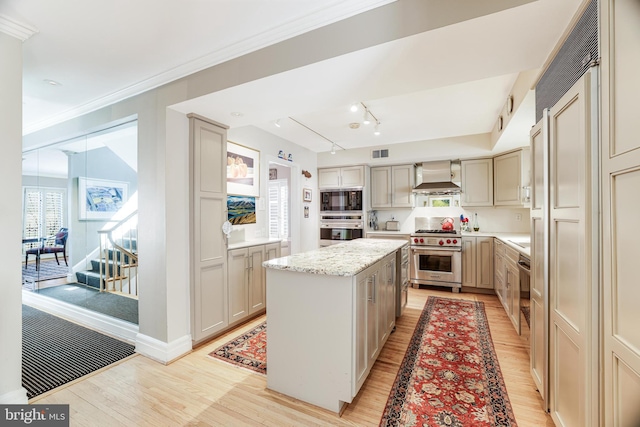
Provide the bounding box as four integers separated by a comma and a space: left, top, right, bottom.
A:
22, 305, 136, 399
35, 283, 138, 324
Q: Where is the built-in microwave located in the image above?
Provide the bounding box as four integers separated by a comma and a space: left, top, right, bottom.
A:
320, 189, 363, 212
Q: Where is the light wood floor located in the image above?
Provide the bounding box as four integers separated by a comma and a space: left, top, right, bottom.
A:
31, 287, 553, 426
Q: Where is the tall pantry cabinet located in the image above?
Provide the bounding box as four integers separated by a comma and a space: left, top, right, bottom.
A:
530, 69, 599, 427
601, 1, 640, 426
188, 114, 229, 344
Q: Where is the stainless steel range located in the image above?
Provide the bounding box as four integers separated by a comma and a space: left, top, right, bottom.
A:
410, 216, 462, 292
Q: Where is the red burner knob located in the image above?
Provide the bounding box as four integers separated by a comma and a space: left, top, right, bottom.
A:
414, 238, 419, 243
420, 238, 424, 243
453, 239, 458, 244
447, 239, 451, 244
439, 240, 444, 246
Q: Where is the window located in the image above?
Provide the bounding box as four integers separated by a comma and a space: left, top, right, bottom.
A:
268, 179, 289, 239
23, 187, 66, 250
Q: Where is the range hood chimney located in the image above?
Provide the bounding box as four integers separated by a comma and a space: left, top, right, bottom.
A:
413, 160, 461, 194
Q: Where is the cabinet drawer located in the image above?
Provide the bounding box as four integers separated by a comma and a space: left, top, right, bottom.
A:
494, 239, 506, 256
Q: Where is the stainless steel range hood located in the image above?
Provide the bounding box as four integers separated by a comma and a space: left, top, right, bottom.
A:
413, 160, 461, 194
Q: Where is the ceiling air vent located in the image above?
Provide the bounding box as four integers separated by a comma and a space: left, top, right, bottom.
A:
372, 149, 389, 159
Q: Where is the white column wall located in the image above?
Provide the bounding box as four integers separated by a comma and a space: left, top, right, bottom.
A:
0, 32, 28, 403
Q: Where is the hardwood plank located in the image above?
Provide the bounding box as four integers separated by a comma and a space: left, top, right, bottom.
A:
32, 287, 553, 426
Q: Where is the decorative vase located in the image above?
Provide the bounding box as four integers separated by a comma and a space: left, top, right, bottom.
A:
473, 213, 480, 232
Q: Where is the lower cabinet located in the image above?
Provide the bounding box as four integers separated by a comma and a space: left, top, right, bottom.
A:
494, 239, 521, 334
355, 252, 396, 393
228, 242, 281, 326
461, 236, 494, 289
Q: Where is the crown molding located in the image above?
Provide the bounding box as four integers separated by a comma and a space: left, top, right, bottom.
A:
0, 14, 38, 41
22, 0, 394, 135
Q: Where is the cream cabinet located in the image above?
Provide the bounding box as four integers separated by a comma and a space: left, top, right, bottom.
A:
493, 148, 531, 207
228, 241, 281, 325
370, 164, 414, 209
319, 166, 365, 189
355, 252, 396, 392
461, 236, 494, 289
461, 158, 493, 206
494, 239, 520, 334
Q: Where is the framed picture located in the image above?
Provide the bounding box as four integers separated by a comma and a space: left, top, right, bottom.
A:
269, 168, 277, 180
227, 195, 257, 225
227, 141, 260, 197
78, 177, 128, 220
303, 188, 312, 202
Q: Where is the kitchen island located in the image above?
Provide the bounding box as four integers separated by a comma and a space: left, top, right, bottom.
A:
263, 238, 407, 413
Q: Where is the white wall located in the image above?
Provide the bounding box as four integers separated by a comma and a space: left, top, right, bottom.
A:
228, 125, 318, 253
0, 32, 27, 403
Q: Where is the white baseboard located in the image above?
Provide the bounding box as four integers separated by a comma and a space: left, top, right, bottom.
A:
0, 387, 28, 404
135, 333, 192, 364
22, 290, 139, 344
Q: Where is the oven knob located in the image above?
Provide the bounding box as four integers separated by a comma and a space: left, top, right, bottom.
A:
447, 239, 451, 244
414, 238, 419, 243
453, 239, 457, 244
419, 238, 424, 243
439, 240, 444, 246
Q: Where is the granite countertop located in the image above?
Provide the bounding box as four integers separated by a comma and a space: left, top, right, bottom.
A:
263, 239, 407, 276
228, 238, 282, 250
461, 231, 530, 257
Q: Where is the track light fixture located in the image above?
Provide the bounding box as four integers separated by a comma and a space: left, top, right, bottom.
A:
351, 102, 381, 136
350, 103, 359, 112
274, 119, 281, 128
289, 117, 343, 154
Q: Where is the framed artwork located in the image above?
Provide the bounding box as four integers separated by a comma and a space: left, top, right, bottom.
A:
227, 141, 260, 197
227, 195, 257, 225
78, 177, 128, 220
269, 168, 277, 180
303, 188, 312, 202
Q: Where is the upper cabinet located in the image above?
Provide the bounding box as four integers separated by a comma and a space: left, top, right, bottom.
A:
461, 158, 493, 207
318, 166, 365, 189
370, 164, 414, 209
493, 148, 531, 207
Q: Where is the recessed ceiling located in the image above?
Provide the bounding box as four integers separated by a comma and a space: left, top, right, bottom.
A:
5, 0, 584, 155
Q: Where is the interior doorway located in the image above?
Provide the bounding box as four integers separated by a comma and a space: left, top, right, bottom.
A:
267, 161, 291, 256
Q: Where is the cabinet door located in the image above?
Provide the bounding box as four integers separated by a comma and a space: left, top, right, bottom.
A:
190, 116, 228, 343
461, 237, 477, 287
355, 272, 369, 391
506, 262, 521, 334
461, 159, 493, 206
494, 151, 522, 206
386, 258, 396, 332
248, 246, 266, 314
228, 249, 249, 323
367, 270, 380, 366
391, 165, 414, 208
318, 168, 341, 189
371, 167, 392, 208
341, 166, 365, 188
265, 242, 281, 261
476, 237, 494, 289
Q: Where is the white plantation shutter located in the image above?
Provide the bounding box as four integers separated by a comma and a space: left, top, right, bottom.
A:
23, 187, 66, 250
268, 179, 289, 239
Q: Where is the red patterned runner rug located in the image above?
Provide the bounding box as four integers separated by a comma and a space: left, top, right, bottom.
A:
380, 297, 518, 427
208, 322, 267, 375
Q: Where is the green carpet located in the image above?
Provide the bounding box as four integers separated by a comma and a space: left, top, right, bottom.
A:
36, 283, 138, 324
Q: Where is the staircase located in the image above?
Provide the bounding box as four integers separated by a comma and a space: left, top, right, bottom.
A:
76, 211, 139, 297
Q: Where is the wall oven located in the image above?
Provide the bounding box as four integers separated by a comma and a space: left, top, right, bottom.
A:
410, 216, 462, 292
320, 212, 364, 247
320, 189, 363, 212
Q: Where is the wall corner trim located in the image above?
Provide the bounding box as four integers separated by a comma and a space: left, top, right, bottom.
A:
135, 333, 192, 364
